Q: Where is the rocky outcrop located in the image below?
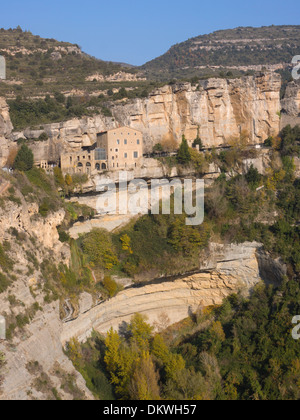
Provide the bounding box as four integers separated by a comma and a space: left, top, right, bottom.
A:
61, 242, 284, 344
0, 301, 93, 400
61, 271, 244, 344
0, 194, 92, 400
281, 81, 300, 129
85, 71, 146, 82
0, 200, 65, 252
0, 98, 13, 138
0, 98, 14, 167
282, 81, 300, 117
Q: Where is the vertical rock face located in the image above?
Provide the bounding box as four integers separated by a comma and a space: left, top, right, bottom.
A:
0, 97, 13, 138
282, 81, 300, 117
0, 97, 13, 167
11, 73, 282, 160
113, 72, 282, 151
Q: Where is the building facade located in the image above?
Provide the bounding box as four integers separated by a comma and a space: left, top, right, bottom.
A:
97, 127, 143, 170
60, 148, 107, 175
60, 127, 143, 175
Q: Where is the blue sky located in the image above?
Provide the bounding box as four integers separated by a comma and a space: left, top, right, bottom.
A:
0, 0, 299, 65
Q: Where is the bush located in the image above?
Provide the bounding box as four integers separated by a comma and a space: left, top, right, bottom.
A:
102, 276, 118, 298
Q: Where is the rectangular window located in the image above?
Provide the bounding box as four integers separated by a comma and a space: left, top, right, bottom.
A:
124, 153, 128, 158
117, 140, 120, 145
124, 139, 127, 145
134, 152, 138, 159
137, 140, 140, 145
95, 148, 107, 160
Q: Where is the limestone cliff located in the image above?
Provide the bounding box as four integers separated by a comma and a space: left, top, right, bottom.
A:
11, 73, 282, 160
61, 242, 285, 345
282, 81, 300, 117
0, 98, 13, 167
113, 73, 282, 151
281, 80, 300, 129
0, 187, 92, 400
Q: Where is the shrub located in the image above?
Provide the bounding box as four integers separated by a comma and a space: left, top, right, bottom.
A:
102, 276, 118, 298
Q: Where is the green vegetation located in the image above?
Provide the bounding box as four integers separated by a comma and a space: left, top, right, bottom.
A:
0, 27, 139, 97
142, 25, 300, 80
69, 283, 300, 400
13, 144, 34, 171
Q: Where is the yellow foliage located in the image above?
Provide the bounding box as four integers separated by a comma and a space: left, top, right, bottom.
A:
120, 234, 133, 254
68, 337, 83, 368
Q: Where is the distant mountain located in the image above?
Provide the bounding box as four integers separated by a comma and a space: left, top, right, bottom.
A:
0, 27, 139, 97
142, 25, 300, 80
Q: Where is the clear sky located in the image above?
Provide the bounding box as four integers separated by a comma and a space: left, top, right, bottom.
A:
0, 0, 299, 66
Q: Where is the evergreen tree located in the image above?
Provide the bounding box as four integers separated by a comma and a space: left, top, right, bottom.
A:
177, 135, 191, 165
13, 144, 34, 171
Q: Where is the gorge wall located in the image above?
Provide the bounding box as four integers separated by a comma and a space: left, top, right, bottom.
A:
61, 242, 286, 345
4, 72, 286, 164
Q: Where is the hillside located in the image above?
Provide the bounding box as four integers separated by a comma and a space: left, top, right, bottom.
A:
142, 25, 300, 80
0, 27, 146, 98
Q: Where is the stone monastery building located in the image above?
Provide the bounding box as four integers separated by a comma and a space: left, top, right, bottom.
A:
60, 126, 143, 175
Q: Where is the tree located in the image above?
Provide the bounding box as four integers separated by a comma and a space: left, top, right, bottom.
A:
245, 165, 261, 189
5, 146, 18, 169
53, 167, 65, 188
128, 314, 153, 352
177, 135, 191, 165
13, 144, 34, 171
153, 143, 163, 154
82, 229, 118, 270
128, 353, 160, 400
192, 128, 203, 150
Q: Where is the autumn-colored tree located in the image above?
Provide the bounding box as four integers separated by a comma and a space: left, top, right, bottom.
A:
128, 313, 153, 352
82, 229, 118, 270
5, 146, 18, 168
152, 334, 185, 381
161, 134, 178, 153
104, 328, 137, 397
120, 234, 133, 254
67, 337, 83, 369
128, 352, 160, 400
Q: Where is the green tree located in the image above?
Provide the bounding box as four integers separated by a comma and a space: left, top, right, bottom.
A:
13, 144, 34, 171
128, 314, 153, 352
177, 135, 191, 165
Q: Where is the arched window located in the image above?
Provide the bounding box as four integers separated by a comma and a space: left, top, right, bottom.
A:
95, 163, 100, 171
77, 162, 83, 173
101, 163, 107, 170
86, 162, 91, 173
